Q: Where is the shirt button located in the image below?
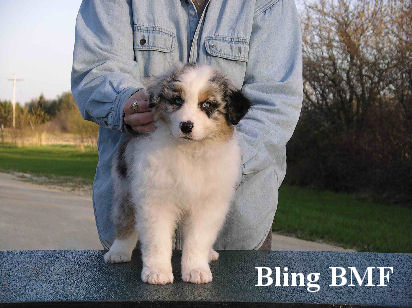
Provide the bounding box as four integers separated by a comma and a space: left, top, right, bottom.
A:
140, 38, 146, 45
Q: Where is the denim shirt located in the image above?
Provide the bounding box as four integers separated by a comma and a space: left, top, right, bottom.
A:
71, 0, 302, 250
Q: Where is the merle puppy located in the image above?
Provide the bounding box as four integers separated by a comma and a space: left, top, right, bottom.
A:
104, 64, 251, 285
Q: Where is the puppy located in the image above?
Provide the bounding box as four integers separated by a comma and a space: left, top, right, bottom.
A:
104, 64, 251, 284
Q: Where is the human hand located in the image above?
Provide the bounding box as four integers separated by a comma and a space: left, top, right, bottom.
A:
123, 89, 156, 134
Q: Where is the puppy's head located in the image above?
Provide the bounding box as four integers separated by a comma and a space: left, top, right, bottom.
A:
148, 64, 251, 142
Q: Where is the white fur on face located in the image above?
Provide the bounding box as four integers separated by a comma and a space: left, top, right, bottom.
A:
167, 66, 224, 141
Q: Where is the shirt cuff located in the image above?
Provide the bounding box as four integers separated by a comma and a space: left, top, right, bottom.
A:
112, 87, 141, 132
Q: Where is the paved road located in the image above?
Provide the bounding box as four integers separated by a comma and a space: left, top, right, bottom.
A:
0, 172, 353, 251
0, 172, 101, 250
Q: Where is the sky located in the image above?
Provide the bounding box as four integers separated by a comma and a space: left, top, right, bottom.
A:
0, 0, 83, 104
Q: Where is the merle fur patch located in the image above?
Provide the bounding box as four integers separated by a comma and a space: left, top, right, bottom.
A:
117, 141, 128, 178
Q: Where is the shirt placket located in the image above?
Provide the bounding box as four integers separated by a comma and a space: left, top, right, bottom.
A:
187, 0, 210, 64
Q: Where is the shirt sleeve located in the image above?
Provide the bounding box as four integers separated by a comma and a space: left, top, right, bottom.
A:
71, 0, 143, 132
237, 0, 303, 184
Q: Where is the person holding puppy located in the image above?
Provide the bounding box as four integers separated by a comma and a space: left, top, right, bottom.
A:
72, 0, 302, 251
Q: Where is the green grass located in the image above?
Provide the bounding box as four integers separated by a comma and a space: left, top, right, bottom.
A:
274, 185, 412, 253
1, 143, 411, 253
0, 143, 98, 184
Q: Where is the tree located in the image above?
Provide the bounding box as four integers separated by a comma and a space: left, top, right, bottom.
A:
301, 0, 411, 131
0, 101, 12, 128
53, 92, 98, 144
388, 1, 412, 133
286, 0, 412, 205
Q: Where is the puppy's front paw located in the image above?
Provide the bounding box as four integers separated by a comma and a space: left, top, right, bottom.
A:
182, 266, 213, 284
141, 266, 174, 285
104, 249, 132, 263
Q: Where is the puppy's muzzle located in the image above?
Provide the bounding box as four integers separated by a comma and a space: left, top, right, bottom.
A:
180, 121, 194, 134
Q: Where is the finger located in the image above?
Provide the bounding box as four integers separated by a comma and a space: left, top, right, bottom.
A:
125, 99, 152, 115
132, 122, 156, 134
125, 90, 151, 114
124, 111, 155, 126
130, 88, 149, 101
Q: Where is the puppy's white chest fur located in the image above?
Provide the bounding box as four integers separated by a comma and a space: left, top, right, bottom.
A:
128, 123, 241, 208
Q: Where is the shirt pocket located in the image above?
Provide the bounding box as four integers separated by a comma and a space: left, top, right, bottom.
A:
204, 36, 250, 88
133, 25, 178, 77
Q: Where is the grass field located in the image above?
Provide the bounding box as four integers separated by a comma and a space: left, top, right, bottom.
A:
274, 186, 411, 253
0, 143, 97, 184
1, 143, 411, 253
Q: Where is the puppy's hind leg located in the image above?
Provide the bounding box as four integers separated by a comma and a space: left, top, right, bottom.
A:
104, 230, 138, 263
209, 249, 219, 262
104, 183, 138, 263
105, 141, 138, 263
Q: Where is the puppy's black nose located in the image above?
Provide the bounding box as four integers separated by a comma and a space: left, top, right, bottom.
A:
180, 121, 193, 134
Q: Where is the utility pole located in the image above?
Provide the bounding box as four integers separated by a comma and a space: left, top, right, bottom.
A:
7, 74, 23, 128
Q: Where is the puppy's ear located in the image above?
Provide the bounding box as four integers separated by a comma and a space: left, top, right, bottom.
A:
146, 79, 162, 108
146, 64, 184, 108
225, 90, 251, 125
148, 93, 159, 108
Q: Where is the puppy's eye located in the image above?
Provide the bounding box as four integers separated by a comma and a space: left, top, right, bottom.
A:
172, 97, 183, 106
200, 101, 215, 110
201, 101, 211, 109
199, 100, 218, 117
